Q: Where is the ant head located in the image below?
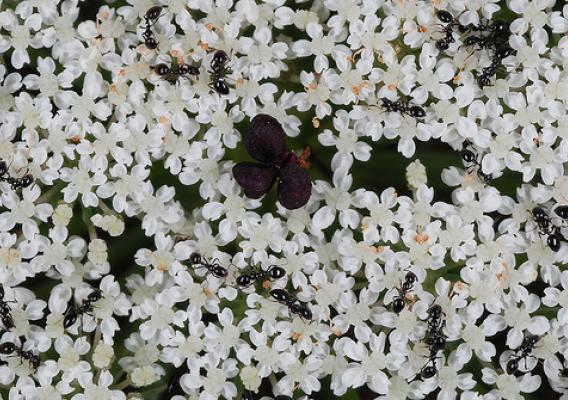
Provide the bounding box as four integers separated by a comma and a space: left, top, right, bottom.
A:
409, 105, 425, 118
436, 10, 453, 24
145, 37, 159, 50
213, 265, 228, 278
154, 63, 169, 76
506, 358, 519, 375
392, 297, 405, 313
268, 265, 286, 279
20, 175, 33, 188
532, 207, 547, 221
435, 40, 450, 51
145, 6, 163, 21
300, 306, 312, 320
0, 342, 15, 354
270, 289, 289, 303
421, 364, 437, 379
428, 304, 443, 318
190, 252, 202, 265
87, 289, 102, 303
236, 275, 251, 287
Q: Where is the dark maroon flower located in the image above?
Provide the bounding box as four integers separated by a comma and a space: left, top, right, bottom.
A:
232, 114, 312, 210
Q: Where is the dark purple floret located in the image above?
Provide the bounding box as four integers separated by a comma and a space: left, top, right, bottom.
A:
232, 162, 276, 199
278, 163, 311, 210
245, 114, 284, 164
233, 114, 312, 210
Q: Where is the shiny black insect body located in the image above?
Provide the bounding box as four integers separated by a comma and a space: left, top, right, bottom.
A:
0, 285, 15, 330
461, 142, 492, 182
209, 50, 232, 95
531, 207, 563, 252
0, 341, 40, 371
270, 289, 312, 320
392, 271, 417, 313
189, 252, 228, 278
476, 42, 515, 88
237, 265, 286, 287
506, 335, 539, 375
435, 10, 461, 51
141, 6, 162, 49
380, 98, 425, 119
420, 304, 446, 379
154, 63, 200, 80
554, 205, 568, 220
63, 289, 103, 329
0, 160, 34, 191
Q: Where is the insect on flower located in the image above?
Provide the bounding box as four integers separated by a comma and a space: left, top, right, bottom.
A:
232, 115, 312, 210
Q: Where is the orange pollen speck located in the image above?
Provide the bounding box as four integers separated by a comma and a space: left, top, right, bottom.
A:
333, 329, 343, 336
455, 281, 466, 291
453, 73, 462, 84
118, 68, 127, 77
312, 116, 320, 128
159, 116, 169, 124
496, 272, 505, 282
199, 42, 210, 51
345, 55, 353, 62
307, 83, 318, 91
362, 81, 370, 88
205, 23, 215, 31
203, 287, 213, 297
236, 78, 245, 88
374, 246, 384, 254
100, 10, 110, 20
387, 83, 398, 91
262, 280, 271, 289
110, 84, 118, 93
352, 86, 361, 95
394, 45, 401, 54
170, 50, 180, 57
414, 233, 429, 244
361, 223, 369, 231
419, 25, 428, 33
292, 332, 302, 340
70, 135, 81, 143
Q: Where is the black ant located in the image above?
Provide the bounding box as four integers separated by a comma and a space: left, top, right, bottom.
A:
0, 285, 15, 330
419, 304, 446, 379
189, 252, 228, 279
506, 335, 539, 375
270, 289, 312, 320
236, 264, 286, 288
392, 271, 417, 313
380, 98, 426, 119
154, 63, 200, 80
477, 42, 515, 88
435, 10, 462, 51
0, 160, 34, 191
209, 50, 232, 95
461, 141, 492, 182
531, 207, 563, 252
141, 6, 162, 49
63, 289, 103, 329
0, 341, 40, 371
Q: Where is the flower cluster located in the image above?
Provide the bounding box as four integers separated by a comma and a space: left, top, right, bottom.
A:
1, 0, 568, 399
